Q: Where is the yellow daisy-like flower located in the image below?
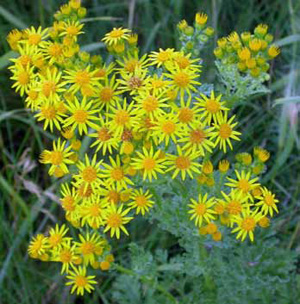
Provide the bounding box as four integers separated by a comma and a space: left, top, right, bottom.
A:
255, 187, 279, 217
63, 66, 99, 95
89, 116, 119, 155
220, 190, 250, 225
60, 183, 80, 221
188, 193, 217, 227
226, 170, 260, 196
48, 224, 70, 249
102, 27, 131, 45
106, 98, 138, 137
151, 112, 185, 146
60, 20, 84, 38
41, 41, 64, 65
94, 73, 120, 110
231, 209, 263, 242
28, 234, 49, 258
131, 147, 166, 181
175, 97, 202, 126
66, 266, 97, 295
147, 74, 171, 95
117, 67, 150, 95
55, 242, 78, 274
101, 155, 134, 189
133, 90, 169, 120
165, 146, 201, 180
164, 66, 200, 99
117, 53, 150, 73
128, 188, 155, 215
10, 63, 35, 96
73, 154, 103, 192
74, 232, 105, 266
210, 113, 241, 152
195, 91, 229, 125
178, 123, 215, 155
40, 138, 73, 176
22, 26, 49, 47
103, 204, 133, 239
35, 99, 66, 131
64, 96, 99, 135
38, 67, 65, 103
149, 48, 175, 67
80, 194, 109, 228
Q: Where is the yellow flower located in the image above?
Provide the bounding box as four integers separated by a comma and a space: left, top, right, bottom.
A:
89, 116, 119, 155
210, 113, 241, 153
63, 66, 99, 95
128, 188, 155, 215
267, 45, 280, 58
22, 26, 49, 47
64, 96, 99, 135
195, 91, 228, 125
10, 63, 35, 96
48, 224, 70, 249
66, 266, 97, 295
164, 65, 200, 99
103, 204, 133, 238
35, 99, 66, 131
231, 209, 263, 242
101, 155, 134, 189
178, 123, 215, 155
151, 112, 185, 146
55, 242, 78, 274
73, 154, 103, 192
149, 48, 175, 67
188, 193, 216, 227
226, 170, 260, 196
75, 232, 105, 266
40, 138, 73, 175
60, 183, 80, 221
28, 234, 49, 258
102, 27, 131, 45
131, 147, 166, 181
165, 146, 201, 180
61, 20, 84, 38
255, 187, 279, 217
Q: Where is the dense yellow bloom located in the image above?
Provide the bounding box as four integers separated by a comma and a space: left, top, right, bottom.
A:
188, 193, 217, 227
210, 113, 241, 152
149, 48, 175, 67
40, 138, 73, 175
103, 204, 133, 238
232, 209, 263, 242
165, 146, 201, 180
255, 187, 279, 217
66, 266, 97, 295
102, 27, 131, 45
128, 188, 155, 215
132, 147, 166, 181
64, 96, 99, 135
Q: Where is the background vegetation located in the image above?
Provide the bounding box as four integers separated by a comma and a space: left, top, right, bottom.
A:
0, 0, 300, 303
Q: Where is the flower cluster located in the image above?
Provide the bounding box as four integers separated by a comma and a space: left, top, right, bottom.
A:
7, 0, 279, 296
214, 24, 280, 78
177, 12, 215, 56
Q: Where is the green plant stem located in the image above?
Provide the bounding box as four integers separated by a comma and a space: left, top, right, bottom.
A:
114, 264, 178, 303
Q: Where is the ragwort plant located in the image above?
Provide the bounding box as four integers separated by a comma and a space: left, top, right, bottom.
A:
7, 0, 285, 299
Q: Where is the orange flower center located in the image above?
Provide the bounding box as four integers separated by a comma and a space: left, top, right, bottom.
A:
73, 109, 88, 123
241, 217, 256, 231
206, 99, 220, 113
82, 166, 97, 183
100, 87, 114, 102
42, 81, 56, 97
81, 241, 94, 255
128, 76, 142, 89
18, 71, 30, 85
98, 128, 111, 141
135, 195, 148, 207
161, 121, 176, 134
75, 275, 88, 287
142, 96, 158, 112
227, 200, 242, 215
41, 105, 56, 120
111, 167, 124, 181
51, 151, 63, 165
175, 156, 191, 170
174, 71, 190, 88
264, 194, 274, 206
190, 129, 206, 143
75, 70, 91, 86
60, 249, 72, 263
62, 196, 75, 211
115, 110, 130, 125
143, 158, 156, 170
107, 213, 122, 228
28, 33, 42, 45
195, 203, 206, 215
178, 107, 193, 123
237, 179, 250, 193
219, 123, 232, 139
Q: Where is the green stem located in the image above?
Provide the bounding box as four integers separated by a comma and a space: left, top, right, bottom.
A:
114, 264, 178, 303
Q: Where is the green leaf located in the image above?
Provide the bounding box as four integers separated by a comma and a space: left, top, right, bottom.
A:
273, 96, 300, 106
0, 5, 27, 29
0, 50, 18, 70
276, 34, 300, 47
